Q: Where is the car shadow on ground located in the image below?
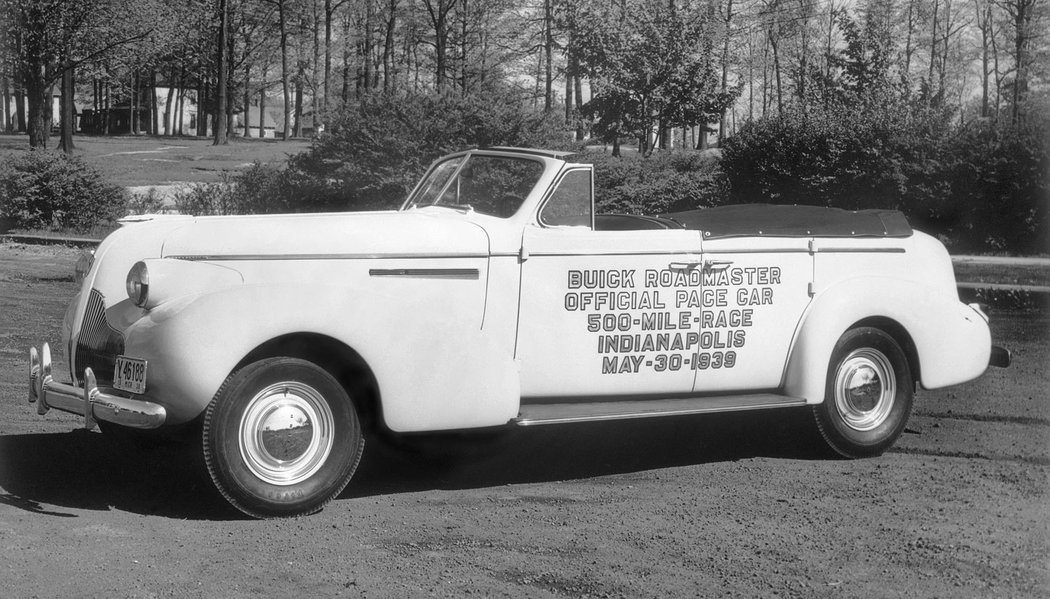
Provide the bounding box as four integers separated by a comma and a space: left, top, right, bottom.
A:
0, 408, 828, 521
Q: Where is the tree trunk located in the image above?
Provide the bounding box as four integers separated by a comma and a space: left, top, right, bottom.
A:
311, 0, 321, 131
769, 33, 783, 115
1010, 0, 1035, 123
59, 64, 74, 153
341, 13, 351, 102
564, 64, 573, 124
259, 74, 267, 138
1, 73, 11, 133
574, 74, 585, 140
278, 0, 291, 139
324, 0, 333, 109
176, 66, 186, 135
226, 15, 236, 139
164, 67, 176, 135
243, 63, 252, 137
197, 80, 208, 137
103, 81, 111, 135
25, 72, 51, 148
132, 72, 139, 135
383, 2, 397, 92
424, 0, 453, 93
719, 0, 733, 144
293, 76, 303, 137
929, 0, 940, 88
22, 41, 52, 148
362, 0, 374, 93
976, 0, 990, 118
543, 0, 553, 111
150, 70, 159, 135
12, 29, 28, 133
903, 0, 916, 78
14, 71, 27, 132
214, 0, 229, 145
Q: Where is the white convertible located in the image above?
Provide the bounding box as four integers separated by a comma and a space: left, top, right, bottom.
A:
29, 147, 1010, 518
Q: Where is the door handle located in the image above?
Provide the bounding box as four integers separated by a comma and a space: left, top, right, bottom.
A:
704, 260, 733, 272
668, 258, 702, 270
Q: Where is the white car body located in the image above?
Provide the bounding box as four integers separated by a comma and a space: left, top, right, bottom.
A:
29, 147, 1007, 517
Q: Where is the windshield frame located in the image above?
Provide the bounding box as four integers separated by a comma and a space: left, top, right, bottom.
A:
401, 151, 550, 219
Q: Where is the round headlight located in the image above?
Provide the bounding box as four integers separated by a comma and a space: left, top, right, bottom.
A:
74, 250, 95, 284
126, 261, 150, 307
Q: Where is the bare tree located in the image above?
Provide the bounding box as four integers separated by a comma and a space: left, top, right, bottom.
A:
994, 0, 1044, 121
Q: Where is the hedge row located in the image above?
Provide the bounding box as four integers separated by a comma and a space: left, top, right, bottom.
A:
0, 151, 128, 232
720, 105, 1049, 254
3, 92, 1046, 256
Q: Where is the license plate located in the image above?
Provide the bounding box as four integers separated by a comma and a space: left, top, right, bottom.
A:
114, 356, 148, 394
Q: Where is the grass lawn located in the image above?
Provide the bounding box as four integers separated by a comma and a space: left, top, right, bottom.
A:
0, 133, 310, 187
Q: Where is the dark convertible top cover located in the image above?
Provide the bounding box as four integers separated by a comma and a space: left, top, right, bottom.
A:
663, 204, 913, 239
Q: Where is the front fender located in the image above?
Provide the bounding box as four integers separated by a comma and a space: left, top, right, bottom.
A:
124, 284, 520, 430
783, 277, 991, 403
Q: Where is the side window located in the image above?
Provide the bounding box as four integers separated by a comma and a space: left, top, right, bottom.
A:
540, 169, 592, 227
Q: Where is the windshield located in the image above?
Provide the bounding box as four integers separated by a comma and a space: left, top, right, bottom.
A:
405, 154, 545, 218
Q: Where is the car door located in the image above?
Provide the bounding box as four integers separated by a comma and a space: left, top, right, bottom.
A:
690, 236, 814, 393
514, 167, 705, 399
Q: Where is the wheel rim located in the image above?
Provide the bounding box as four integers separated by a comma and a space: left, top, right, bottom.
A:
239, 381, 335, 486
833, 348, 896, 432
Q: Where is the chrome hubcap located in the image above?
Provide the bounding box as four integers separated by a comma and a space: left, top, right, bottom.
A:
834, 348, 895, 431
239, 382, 334, 486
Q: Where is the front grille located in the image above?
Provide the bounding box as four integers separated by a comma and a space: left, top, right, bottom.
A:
74, 289, 125, 385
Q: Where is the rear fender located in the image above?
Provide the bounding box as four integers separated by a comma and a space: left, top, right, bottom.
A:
784, 277, 991, 403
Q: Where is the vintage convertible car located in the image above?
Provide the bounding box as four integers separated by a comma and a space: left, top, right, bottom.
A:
28, 147, 1010, 518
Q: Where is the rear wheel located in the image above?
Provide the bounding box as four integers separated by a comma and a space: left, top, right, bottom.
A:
813, 327, 913, 458
203, 357, 363, 518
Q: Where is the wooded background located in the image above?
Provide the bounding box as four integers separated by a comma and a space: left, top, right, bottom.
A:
0, 0, 1046, 253
0, 0, 1045, 151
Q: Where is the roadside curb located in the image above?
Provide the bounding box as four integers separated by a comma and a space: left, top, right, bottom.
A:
1, 233, 101, 248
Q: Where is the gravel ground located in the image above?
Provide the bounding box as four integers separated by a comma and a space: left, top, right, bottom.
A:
1, 242, 1047, 598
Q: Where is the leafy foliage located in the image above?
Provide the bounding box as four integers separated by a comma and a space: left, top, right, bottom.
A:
273, 90, 573, 212
173, 90, 573, 216
170, 165, 308, 216
578, 151, 728, 215
572, 0, 736, 154
721, 104, 1050, 253
0, 150, 128, 232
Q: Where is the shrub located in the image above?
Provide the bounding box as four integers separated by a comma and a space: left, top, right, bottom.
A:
721, 105, 1050, 254
577, 150, 727, 215
943, 119, 1049, 254
171, 164, 315, 216
126, 187, 168, 215
0, 150, 128, 232
277, 89, 574, 212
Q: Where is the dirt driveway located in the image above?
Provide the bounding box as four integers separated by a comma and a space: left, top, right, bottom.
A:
1, 243, 1047, 598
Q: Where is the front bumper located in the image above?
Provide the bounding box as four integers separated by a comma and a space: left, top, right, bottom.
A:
28, 343, 166, 430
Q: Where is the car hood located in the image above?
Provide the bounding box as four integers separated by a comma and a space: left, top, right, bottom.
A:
159, 210, 492, 259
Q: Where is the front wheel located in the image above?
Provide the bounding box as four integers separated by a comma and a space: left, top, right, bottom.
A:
203, 357, 364, 518
813, 327, 913, 458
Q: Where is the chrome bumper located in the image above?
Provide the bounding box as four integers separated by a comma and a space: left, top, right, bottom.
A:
28, 343, 166, 430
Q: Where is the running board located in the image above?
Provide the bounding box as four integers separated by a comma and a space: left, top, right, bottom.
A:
512, 394, 807, 427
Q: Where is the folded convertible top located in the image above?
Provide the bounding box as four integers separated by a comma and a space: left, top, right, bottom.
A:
663, 204, 913, 239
